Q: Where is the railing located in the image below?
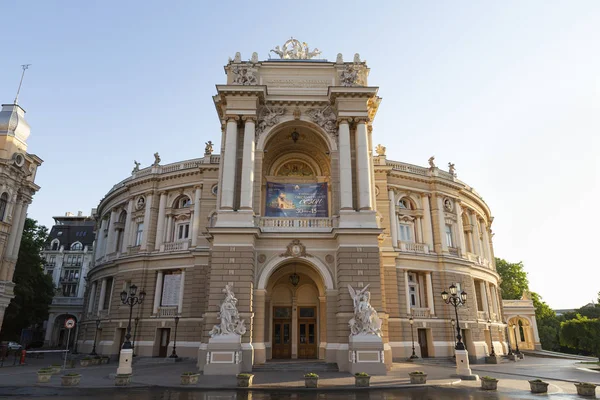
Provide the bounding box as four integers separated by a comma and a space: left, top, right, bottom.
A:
209, 155, 220, 164
128, 246, 140, 255
157, 306, 178, 317
398, 241, 429, 254
161, 240, 190, 252
411, 308, 431, 318
386, 160, 429, 176
52, 297, 84, 306
477, 311, 488, 321
257, 217, 335, 232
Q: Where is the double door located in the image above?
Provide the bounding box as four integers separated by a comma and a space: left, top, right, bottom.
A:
272, 319, 291, 359
297, 319, 317, 359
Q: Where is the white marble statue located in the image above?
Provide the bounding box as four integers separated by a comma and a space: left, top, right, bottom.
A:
270, 38, 322, 60
210, 284, 246, 337
348, 284, 382, 336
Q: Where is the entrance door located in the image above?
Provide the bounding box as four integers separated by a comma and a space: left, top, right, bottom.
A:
417, 328, 429, 358
158, 328, 170, 358
298, 307, 317, 359
272, 320, 291, 359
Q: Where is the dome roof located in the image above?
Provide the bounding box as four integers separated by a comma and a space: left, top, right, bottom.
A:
0, 104, 31, 143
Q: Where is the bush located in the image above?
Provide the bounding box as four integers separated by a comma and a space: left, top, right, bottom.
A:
237, 373, 253, 378
481, 376, 497, 381
304, 373, 319, 378
63, 373, 80, 377
410, 371, 425, 374
181, 372, 198, 375
355, 372, 369, 377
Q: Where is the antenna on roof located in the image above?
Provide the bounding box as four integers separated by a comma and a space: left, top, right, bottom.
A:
14, 64, 31, 105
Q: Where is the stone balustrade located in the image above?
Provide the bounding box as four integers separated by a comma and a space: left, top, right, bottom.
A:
398, 241, 429, 254
257, 217, 335, 232
52, 297, 84, 306
411, 307, 431, 318
477, 311, 488, 321
157, 306, 178, 317
160, 240, 190, 252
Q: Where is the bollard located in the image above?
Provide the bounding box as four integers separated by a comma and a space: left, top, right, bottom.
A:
20, 349, 26, 365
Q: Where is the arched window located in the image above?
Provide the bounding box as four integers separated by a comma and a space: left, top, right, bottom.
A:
71, 242, 83, 251
398, 198, 413, 210
518, 320, 526, 342
51, 239, 60, 251
0, 193, 8, 221
175, 196, 191, 209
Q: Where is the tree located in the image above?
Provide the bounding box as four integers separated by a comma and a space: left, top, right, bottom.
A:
560, 315, 600, 361
495, 258, 529, 300
0, 219, 54, 342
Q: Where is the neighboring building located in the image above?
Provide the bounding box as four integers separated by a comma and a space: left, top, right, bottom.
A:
80, 41, 506, 371
0, 95, 43, 334
503, 293, 542, 351
42, 212, 95, 347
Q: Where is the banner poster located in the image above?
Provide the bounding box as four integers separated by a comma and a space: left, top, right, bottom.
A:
161, 273, 181, 306
265, 182, 328, 218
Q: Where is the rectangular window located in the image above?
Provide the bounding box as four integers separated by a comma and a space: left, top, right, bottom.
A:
135, 223, 144, 246
408, 273, 420, 308
445, 225, 454, 247
160, 272, 182, 307
176, 223, 190, 240
399, 224, 413, 242
103, 278, 113, 310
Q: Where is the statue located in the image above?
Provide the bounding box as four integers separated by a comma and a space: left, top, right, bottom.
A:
448, 162, 456, 176
251, 52, 258, 63
336, 53, 343, 64
231, 66, 257, 85
256, 106, 286, 136
153, 152, 161, 166
270, 38, 322, 60
205, 141, 214, 156
375, 144, 386, 156
354, 53, 361, 63
428, 156, 436, 169
306, 106, 337, 135
348, 284, 382, 336
234, 52, 242, 63
132, 160, 140, 175
209, 284, 246, 337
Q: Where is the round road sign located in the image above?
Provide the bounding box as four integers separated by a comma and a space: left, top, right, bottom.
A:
64, 318, 76, 329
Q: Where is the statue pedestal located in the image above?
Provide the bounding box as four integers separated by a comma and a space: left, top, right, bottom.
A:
348, 334, 387, 376
453, 349, 478, 380
203, 334, 243, 376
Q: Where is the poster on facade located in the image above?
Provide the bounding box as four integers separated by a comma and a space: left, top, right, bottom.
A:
161, 273, 181, 306
265, 182, 328, 217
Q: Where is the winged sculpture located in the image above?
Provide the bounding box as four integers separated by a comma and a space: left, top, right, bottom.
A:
348, 284, 382, 336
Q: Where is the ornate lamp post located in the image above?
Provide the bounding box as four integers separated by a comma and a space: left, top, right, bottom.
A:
132, 317, 139, 357
90, 319, 101, 356
408, 316, 418, 360
116, 284, 145, 375
487, 319, 496, 357
451, 319, 456, 358
442, 284, 475, 378
512, 324, 522, 356
170, 315, 180, 358
504, 319, 513, 356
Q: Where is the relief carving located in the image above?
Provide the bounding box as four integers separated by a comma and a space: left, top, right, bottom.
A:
256, 106, 286, 138
306, 106, 337, 135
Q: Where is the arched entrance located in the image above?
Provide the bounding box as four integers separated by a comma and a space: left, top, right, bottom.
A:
50, 314, 77, 348
263, 261, 328, 360
507, 316, 535, 350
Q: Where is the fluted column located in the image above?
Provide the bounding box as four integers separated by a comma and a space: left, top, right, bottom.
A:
421, 194, 434, 249
481, 222, 492, 262
98, 278, 107, 311
105, 209, 118, 254
426, 272, 435, 316
191, 186, 202, 247
436, 195, 449, 253
338, 119, 353, 210
121, 200, 134, 253
140, 193, 153, 250
455, 201, 467, 257
355, 119, 373, 210
220, 117, 239, 210
5, 200, 23, 258
153, 271, 164, 314
388, 189, 398, 247
240, 117, 256, 210
155, 192, 168, 249
470, 212, 482, 256
96, 218, 107, 260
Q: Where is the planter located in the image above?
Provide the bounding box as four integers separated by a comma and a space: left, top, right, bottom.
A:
236, 374, 254, 387
50, 365, 62, 374
409, 373, 427, 384
115, 374, 131, 386
304, 377, 319, 388
61, 374, 81, 387
575, 383, 597, 397
355, 375, 371, 387
528, 380, 549, 393
181, 373, 200, 385
65, 359, 75, 369
100, 356, 110, 364
481, 377, 498, 390
91, 357, 101, 365
80, 359, 91, 367
37, 370, 53, 383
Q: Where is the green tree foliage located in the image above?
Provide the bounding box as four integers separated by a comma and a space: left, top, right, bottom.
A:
0, 219, 54, 342
560, 315, 600, 360
495, 258, 529, 300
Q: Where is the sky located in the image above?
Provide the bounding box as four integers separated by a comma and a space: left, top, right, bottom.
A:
0, 1, 598, 309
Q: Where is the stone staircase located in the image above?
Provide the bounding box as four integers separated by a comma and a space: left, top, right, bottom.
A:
133, 356, 187, 365
253, 360, 339, 373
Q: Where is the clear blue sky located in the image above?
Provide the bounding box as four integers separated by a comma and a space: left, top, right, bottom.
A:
1, 1, 598, 309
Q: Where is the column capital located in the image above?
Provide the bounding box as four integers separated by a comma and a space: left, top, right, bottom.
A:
159, 191, 168, 196
242, 116, 257, 123
337, 117, 351, 125
225, 115, 240, 122
353, 117, 370, 124
194, 185, 203, 190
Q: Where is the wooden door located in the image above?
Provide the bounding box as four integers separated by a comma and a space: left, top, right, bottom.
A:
158, 328, 170, 358
298, 307, 317, 359
272, 320, 291, 359
417, 329, 429, 358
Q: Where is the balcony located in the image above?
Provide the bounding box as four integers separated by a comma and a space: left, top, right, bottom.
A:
59, 277, 80, 283
160, 240, 190, 252
257, 217, 335, 232
157, 306, 178, 317
398, 241, 430, 254
411, 308, 431, 318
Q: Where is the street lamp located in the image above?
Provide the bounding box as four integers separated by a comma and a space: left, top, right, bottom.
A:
132, 317, 140, 357
441, 284, 467, 350
408, 316, 418, 360
512, 324, 521, 356
90, 319, 101, 356
487, 318, 496, 357
504, 320, 513, 356
119, 284, 146, 350
170, 315, 180, 358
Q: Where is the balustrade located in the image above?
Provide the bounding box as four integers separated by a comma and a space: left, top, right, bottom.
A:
157, 306, 178, 317
477, 311, 488, 321
257, 217, 335, 232
398, 241, 429, 254
160, 240, 190, 252
411, 308, 431, 318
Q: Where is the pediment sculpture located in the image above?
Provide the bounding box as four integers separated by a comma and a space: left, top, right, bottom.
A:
339, 64, 366, 87
231, 65, 257, 85
348, 284, 382, 336
209, 284, 246, 337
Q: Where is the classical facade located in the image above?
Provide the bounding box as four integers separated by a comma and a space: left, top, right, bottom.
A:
80, 40, 506, 371
42, 211, 96, 347
0, 94, 43, 333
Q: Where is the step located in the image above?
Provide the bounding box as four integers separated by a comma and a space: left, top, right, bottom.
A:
133, 356, 187, 365
253, 361, 338, 372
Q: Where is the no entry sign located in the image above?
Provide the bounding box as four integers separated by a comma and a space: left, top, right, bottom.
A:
64, 318, 76, 329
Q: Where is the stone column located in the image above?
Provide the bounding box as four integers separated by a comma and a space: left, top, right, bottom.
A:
481, 222, 492, 262
291, 295, 298, 359
87, 281, 97, 314
95, 219, 107, 261
470, 212, 482, 256
5, 200, 23, 258
165, 215, 173, 244
426, 272, 435, 316
338, 119, 353, 210
436, 195, 449, 253
140, 193, 153, 251
220, 117, 239, 210
98, 278, 107, 311
355, 119, 373, 210
191, 186, 202, 247
415, 217, 423, 243
253, 289, 266, 364
421, 194, 435, 249
121, 200, 134, 253
404, 270, 411, 315
155, 192, 168, 249
455, 201, 467, 257
388, 189, 398, 247
105, 209, 118, 254
178, 270, 185, 314
480, 281, 490, 317
240, 117, 256, 211
153, 271, 163, 314
467, 230, 474, 254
